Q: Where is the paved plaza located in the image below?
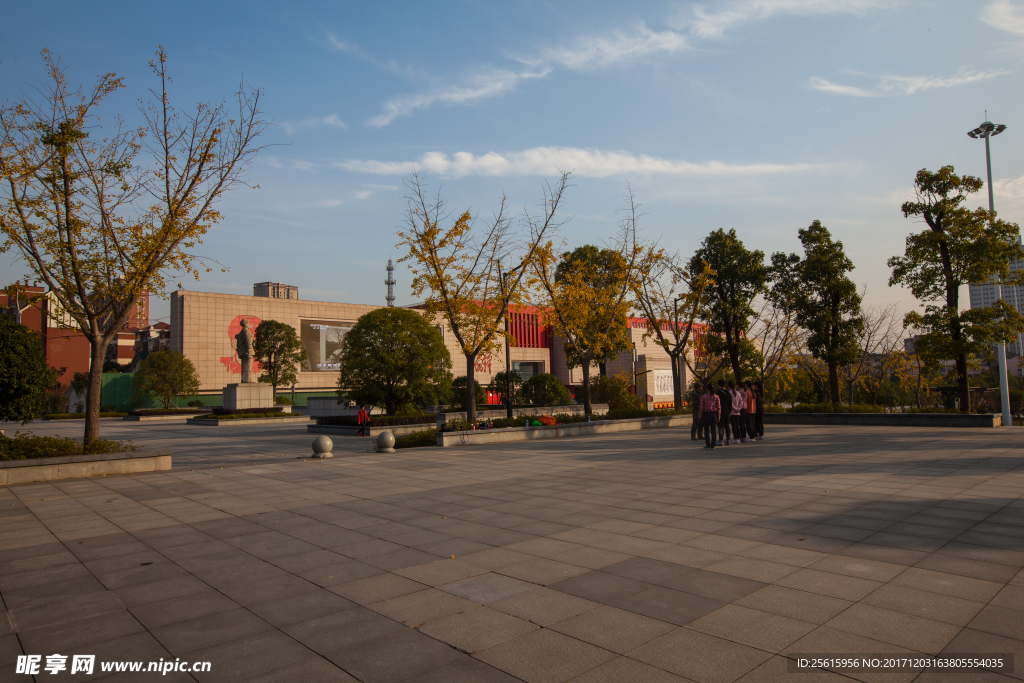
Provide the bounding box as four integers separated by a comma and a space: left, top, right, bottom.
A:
0, 420, 1022, 682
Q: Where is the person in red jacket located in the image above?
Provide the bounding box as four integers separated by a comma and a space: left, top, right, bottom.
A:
357, 406, 370, 437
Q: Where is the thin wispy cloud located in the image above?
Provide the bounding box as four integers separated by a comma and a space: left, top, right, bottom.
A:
265, 157, 317, 173
535, 24, 688, 69
981, 0, 1024, 35
368, 68, 550, 128
810, 69, 1007, 96
678, 0, 897, 39
337, 146, 823, 178
279, 114, 346, 135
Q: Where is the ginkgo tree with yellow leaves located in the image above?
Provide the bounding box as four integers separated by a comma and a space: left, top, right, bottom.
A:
0, 48, 267, 444
531, 187, 645, 416
397, 171, 571, 423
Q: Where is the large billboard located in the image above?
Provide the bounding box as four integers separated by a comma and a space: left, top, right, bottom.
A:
300, 319, 351, 372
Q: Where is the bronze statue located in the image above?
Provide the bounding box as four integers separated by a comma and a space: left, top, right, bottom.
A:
236, 318, 255, 383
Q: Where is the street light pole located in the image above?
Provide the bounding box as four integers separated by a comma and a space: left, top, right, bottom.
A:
503, 273, 513, 421
968, 118, 1010, 425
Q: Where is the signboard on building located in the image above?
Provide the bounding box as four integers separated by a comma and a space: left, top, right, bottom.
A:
300, 319, 350, 371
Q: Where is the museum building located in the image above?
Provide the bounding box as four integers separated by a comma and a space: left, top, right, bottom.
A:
170, 284, 695, 406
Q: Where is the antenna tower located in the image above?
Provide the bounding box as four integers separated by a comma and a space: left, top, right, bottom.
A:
385, 259, 396, 307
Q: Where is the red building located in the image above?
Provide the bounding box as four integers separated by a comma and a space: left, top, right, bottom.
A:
2, 283, 149, 386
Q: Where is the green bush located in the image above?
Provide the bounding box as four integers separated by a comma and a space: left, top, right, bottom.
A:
590, 375, 644, 410
187, 399, 205, 407
763, 404, 786, 413
275, 395, 293, 405
452, 376, 485, 409
394, 429, 438, 449
0, 432, 139, 460
522, 373, 572, 406
789, 403, 885, 413
317, 414, 436, 427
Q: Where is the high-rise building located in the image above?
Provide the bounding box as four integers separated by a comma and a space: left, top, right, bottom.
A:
253, 282, 299, 300
969, 236, 1024, 356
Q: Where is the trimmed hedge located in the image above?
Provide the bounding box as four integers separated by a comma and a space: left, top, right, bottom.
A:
213, 406, 284, 416
788, 403, 885, 413
394, 429, 438, 449
194, 412, 304, 420
129, 408, 209, 416
606, 407, 686, 420
0, 433, 139, 460
45, 412, 127, 419
317, 414, 436, 427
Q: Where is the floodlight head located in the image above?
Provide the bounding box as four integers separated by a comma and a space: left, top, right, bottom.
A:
993, 123, 1007, 136
968, 130, 979, 138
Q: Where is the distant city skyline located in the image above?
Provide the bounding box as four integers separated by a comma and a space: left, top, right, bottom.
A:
2, 1, 1023, 327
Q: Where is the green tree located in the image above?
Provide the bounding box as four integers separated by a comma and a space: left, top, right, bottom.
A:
0, 314, 60, 423
253, 320, 308, 395
522, 373, 572, 407
689, 229, 769, 383
338, 307, 452, 415
889, 166, 1024, 412
131, 350, 201, 409
490, 370, 523, 408
590, 374, 644, 410
776, 220, 864, 404
452, 376, 484, 409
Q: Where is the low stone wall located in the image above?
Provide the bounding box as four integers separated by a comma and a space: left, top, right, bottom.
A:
187, 415, 308, 426
0, 451, 172, 486
762, 412, 1002, 428
306, 398, 385, 418
308, 423, 433, 438
439, 404, 609, 426
437, 414, 691, 447
124, 411, 211, 422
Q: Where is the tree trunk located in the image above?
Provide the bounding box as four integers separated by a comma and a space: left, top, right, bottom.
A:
465, 351, 478, 423
581, 357, 593, 416
84, 339, 106, 445
956, 353, 970, 413
670, 352, 682, 411
828, 362, 840, 404
724, 324, 742, 383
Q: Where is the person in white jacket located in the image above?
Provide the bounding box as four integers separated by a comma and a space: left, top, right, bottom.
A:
729, 381, 746, 443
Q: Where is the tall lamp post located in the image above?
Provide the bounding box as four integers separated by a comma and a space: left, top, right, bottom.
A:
968, 118, 1010, 426
503, 273, 513, 420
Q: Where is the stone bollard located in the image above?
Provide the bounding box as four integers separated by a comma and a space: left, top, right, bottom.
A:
376, 430, 396, 453
307, 435, 334, 459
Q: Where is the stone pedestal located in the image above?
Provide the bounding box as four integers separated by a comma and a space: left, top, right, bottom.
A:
223, 383, 274, 410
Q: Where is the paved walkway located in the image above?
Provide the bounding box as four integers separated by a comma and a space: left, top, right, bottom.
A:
0, 422, 1021, 682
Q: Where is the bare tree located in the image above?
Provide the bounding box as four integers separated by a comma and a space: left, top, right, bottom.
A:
747, 297, 800, 389
857, 304, 906, 405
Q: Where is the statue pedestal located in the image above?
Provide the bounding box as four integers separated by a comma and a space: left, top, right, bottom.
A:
223, 383, 274, 410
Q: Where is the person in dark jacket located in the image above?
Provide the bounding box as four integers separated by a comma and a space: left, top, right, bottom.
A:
690, 385, 704, 441
753, 381, 765, 439
716, 379, 732, 446
357, 406, 370, 437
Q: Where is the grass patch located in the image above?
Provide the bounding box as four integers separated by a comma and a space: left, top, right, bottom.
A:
0, 433, 139, 461
394, 429, 438, 449
45, 412, 127, 419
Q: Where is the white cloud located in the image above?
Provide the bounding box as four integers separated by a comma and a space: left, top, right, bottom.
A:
315, 198, 345, 207
337, 146, 822, 178
681, 0, 896, 39
810, 69, 1007, 96
981, 1, 1024, 35
368, 68, 550, 128
279, 114, 346, 135
538, 25, 688, 70
994, 173, 1024, 220
265, 157, 317, 173
808, 76, 877, 97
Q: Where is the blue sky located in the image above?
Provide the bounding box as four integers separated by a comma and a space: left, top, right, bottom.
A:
3, 0, 1024, 325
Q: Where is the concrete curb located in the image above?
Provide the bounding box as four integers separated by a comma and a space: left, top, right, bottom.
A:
124, 413, 211, 421
762, 412, 1003, 427
0, 451, 172, 485
308, 423, 434, 438
186, 416, 309, 426
437, 414, 692, 447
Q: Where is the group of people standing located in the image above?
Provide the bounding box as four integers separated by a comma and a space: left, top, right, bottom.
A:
695, 379, 765, 450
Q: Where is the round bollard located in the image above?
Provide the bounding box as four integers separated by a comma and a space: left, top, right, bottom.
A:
311, 435, 334, 459
376, 430, 396, 453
